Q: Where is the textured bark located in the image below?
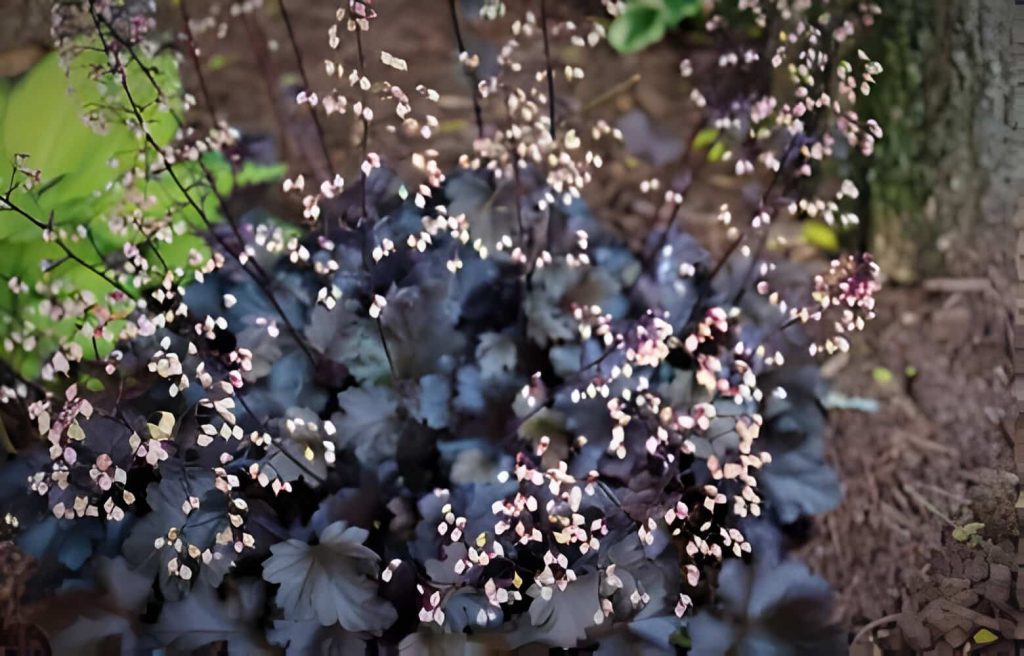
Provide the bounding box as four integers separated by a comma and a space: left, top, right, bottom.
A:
0, 0, 50, 48
1011, 0, 1024, 633
0, 0, 50, 76
864, 0, 1013, 282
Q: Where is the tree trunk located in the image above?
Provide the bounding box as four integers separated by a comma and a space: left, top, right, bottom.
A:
864, 0, 1013, 283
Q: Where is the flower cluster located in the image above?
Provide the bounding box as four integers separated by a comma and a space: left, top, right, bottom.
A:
0, 0, 880, 652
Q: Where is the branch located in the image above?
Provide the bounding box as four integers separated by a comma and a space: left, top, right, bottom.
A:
0, 194, 135, 299
278, 0, 337, 177
88, 1, 317, 366
177, 0, 219, 128
539, 0, 556, 140
447, 0, 484, 139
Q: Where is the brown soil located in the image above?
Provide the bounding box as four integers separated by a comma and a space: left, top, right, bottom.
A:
805, 282, 1015, 650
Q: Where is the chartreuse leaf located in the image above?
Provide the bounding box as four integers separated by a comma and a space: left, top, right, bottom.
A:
801, 221, 840, 252
204, 150, 287, 196
707, 141, 726, 162
0, 50, 179, 239
951, 522, 984, 543
692, 127, 720, 150
871, 367, 893, 384
0, 78, 10, 159
973, 629, 999, 645
0, 50, 184, 320
0, 51, 284, 376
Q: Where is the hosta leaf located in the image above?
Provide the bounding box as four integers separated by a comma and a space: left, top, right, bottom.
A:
0, 52, 207, 375
0, 51, 179, 240
262, 521, 397, 632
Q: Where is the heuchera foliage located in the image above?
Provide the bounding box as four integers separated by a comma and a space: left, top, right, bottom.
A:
0, 0, 881, 653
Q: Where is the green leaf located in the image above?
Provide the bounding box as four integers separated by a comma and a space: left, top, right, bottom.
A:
662, 0, 702, 23
0, 51, 180, 234
801, 221, 839, 252
607, 0, 702, 53
608, 5, 667, 54
0, 52, 281, 375
0, 78, 10, 158
202, 149, 286, 196
2, 54, 117, 199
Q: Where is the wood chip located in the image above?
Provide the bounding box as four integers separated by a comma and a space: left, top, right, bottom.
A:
922, 277, 994, 294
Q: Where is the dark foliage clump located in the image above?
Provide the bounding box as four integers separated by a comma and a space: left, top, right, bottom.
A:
0, 0, 882, 653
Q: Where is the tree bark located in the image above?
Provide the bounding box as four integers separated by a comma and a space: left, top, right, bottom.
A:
864, 0, 1013, 283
